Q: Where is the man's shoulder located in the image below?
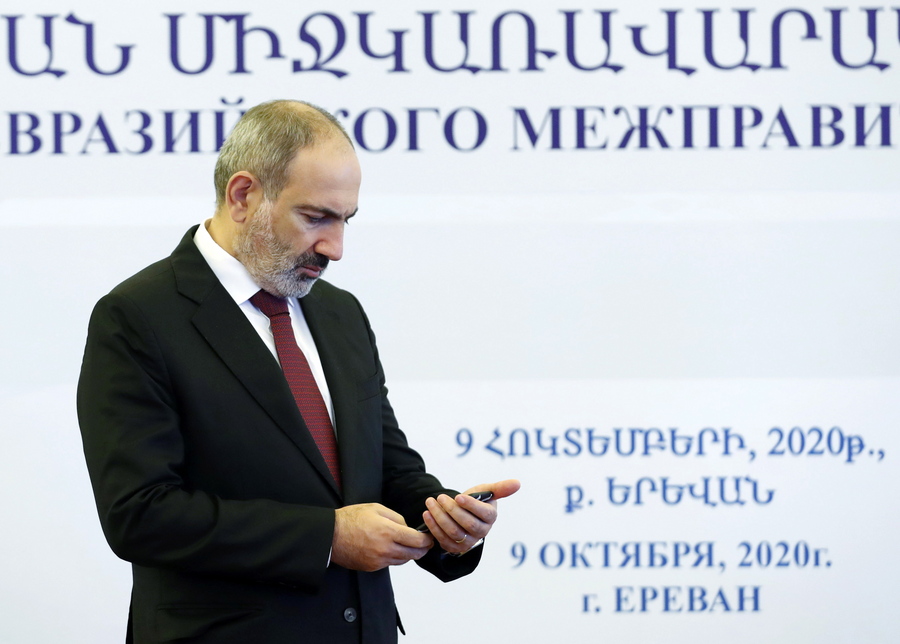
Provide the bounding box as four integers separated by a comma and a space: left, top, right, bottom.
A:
86, 259, 182, 333
306, 279, 365, 313
308, 278, 351, 301
98, 229, 205, 311
109, 257, 176, 297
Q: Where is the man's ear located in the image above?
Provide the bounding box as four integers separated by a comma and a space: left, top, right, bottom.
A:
225, 171, 260, 223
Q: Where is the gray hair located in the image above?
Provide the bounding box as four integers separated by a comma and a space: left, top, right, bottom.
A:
214, 100, 352, 207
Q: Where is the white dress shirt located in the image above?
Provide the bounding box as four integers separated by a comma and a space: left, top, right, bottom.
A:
193, 220, 336, 429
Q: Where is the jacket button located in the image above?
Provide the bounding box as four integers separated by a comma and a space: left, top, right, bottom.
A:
343, 608, 358, 623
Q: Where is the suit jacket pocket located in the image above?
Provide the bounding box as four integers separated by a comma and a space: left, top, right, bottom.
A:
156, 604, 265, 642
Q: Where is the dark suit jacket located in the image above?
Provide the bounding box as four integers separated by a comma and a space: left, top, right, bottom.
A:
77, 227, 480, 644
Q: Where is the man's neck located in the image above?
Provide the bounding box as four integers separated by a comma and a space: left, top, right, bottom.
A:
206, 214, 237, 257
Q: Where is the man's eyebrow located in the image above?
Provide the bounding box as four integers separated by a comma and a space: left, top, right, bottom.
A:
297, 205, 358, 221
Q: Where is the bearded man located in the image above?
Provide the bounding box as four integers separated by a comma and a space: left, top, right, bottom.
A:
77, 99, 518, 644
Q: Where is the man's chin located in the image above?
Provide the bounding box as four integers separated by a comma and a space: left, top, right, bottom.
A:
249, 272, 317, 299
293, 277, 318, 299
280, 275, 319, 299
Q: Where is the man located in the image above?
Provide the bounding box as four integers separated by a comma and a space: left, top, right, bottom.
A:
77, 99, 519, 644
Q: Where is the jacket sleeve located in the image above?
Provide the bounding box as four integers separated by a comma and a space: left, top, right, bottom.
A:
77, 290, 335, 592
349, 295, 483, 582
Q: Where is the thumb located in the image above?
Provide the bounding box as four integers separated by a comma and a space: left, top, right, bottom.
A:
490, 479, 521, 500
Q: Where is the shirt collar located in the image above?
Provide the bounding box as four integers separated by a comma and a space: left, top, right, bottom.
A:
193, 220, 261, 306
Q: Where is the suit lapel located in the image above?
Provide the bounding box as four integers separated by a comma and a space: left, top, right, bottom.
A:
169, 228, 341, 498
301, 286, 368, 503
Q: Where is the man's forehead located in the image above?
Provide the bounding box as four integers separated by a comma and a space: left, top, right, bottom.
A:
286, 138, 358, 175
292, 131, 356, 159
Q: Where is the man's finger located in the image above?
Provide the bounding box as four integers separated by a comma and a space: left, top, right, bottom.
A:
394, 525, 434, 549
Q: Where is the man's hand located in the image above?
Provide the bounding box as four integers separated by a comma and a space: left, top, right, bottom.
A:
331, 503, 434, 572
421, 479, 521, 555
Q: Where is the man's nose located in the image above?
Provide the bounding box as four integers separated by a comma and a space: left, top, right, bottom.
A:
315, 223, 344, 261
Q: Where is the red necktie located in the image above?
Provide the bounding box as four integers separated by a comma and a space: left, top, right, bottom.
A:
250, 290, 341, 490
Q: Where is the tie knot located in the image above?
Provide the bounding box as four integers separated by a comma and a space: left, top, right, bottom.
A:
250, 289, 288, 318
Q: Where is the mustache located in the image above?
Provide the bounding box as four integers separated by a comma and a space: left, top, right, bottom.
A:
299, 252, 329, 271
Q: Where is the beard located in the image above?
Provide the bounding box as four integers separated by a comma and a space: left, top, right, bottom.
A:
232, 200, 329, 299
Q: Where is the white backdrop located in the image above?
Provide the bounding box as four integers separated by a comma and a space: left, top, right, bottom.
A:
1, 1, 898, 642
